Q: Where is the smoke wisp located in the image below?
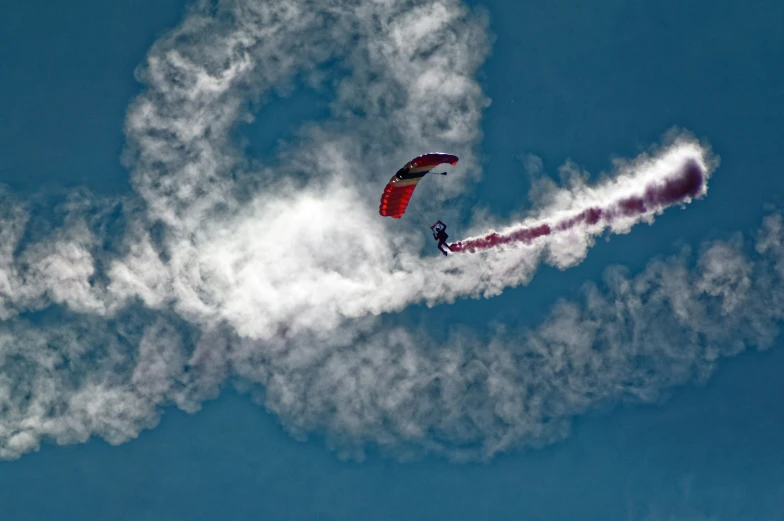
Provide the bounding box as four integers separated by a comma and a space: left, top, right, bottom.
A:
1, 0, 779, 464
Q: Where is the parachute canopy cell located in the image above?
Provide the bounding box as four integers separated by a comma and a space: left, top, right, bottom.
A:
379, 153, 459, 218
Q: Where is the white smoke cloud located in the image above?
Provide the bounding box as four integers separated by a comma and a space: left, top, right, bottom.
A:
0, 0, 780, 462
247, 214, 784, 461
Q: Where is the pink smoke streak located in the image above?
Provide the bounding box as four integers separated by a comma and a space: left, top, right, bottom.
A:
449, 158, 706, 254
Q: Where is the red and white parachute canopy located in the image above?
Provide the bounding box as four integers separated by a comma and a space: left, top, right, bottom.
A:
379, 153, 459, 219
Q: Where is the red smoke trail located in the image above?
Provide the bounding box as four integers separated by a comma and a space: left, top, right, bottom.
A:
449, 158, 706, 254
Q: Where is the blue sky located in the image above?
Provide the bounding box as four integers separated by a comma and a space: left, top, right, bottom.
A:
1, 0, 783, 520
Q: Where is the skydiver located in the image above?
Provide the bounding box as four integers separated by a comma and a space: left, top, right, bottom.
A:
431, 220, 452, 256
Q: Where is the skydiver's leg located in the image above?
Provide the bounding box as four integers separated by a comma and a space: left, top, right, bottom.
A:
441, 236, 452, 251
438, 242, 449, 256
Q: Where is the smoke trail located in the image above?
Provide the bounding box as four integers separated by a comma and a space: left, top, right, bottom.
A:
450, 144, 710, 253
246, 213, 784, 461
2, 0, 778, 464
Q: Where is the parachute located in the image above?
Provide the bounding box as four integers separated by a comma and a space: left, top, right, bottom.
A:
378, 153, 459, 218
